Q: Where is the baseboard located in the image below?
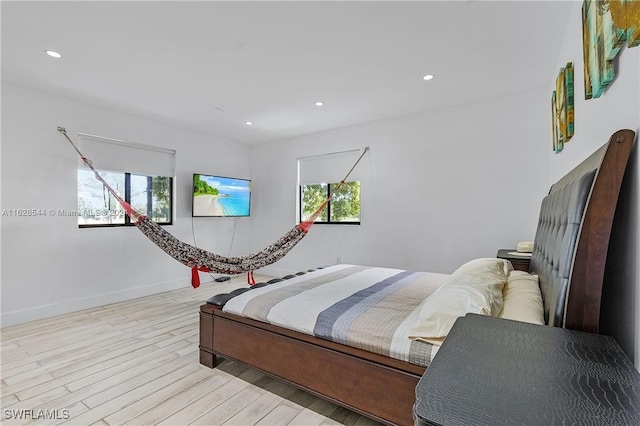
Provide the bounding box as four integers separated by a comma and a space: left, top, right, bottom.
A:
0, 277, 208, 327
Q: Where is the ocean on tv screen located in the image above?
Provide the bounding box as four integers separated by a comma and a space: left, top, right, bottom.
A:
193, 174, 251, 217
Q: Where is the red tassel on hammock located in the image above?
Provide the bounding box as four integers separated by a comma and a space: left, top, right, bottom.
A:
247, 271, 256, 286
191, 265, 212, 288
191, 266, 201, 288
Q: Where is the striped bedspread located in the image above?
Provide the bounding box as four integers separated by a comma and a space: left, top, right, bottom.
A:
222, 264, 449, 367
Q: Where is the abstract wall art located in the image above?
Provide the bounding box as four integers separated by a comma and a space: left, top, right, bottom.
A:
609, 0, 640, 47
552, 62, 574, 153
582, 0, 640, 100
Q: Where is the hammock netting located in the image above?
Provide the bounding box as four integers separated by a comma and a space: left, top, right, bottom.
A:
137, 216, 307, 274
58, 127, 363, 288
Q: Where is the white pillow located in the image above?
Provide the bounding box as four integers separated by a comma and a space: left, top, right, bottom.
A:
498, 271, 544, 325
407, 258, 512, 343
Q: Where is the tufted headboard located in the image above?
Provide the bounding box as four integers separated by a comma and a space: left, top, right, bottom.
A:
529, 129, 635, 334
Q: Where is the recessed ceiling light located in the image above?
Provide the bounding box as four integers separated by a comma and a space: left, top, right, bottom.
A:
45, 50, 62, 59
422, 74, 434, 81
315, 101, 324, 107
245, 121, 253, 126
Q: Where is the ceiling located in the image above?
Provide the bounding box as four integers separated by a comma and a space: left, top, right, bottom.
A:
1, 1, 575, 145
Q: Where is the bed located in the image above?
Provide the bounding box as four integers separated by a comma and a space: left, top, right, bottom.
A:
199, 129, 636, 426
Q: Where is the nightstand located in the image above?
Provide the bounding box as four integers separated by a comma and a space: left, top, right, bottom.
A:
413, 314, 640, 426
496, 248, 531, 271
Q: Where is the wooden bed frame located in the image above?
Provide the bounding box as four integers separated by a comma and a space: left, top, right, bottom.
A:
199, 129, 635, 426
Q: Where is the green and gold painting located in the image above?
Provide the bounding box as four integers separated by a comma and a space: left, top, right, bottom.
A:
552, 62, 574, 153
610, 0, 640, 47
552, 91, 562, 154
582, 0, 640, 100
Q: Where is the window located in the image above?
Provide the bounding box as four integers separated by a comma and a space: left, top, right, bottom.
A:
77, 170, 173, 227
76, 133, 175, 228
300, 181, 361, 224
297, 147, 367, 226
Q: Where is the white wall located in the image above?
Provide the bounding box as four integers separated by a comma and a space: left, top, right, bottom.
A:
549, 2, 640, 369
4, 2, 637, 371
0, 82, 252, 326
250, 87, 551, 278
250, 2, 640, 371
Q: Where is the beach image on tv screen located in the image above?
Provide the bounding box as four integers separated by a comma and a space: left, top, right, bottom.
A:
193, 174, 251, 217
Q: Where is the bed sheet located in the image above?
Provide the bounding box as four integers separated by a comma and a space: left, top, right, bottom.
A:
223, 264, 449, 367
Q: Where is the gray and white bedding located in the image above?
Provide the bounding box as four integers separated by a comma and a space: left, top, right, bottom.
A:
223, 264, 449, 367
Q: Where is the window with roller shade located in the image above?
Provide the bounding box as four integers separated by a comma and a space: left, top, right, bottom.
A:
76, 133, 175, 228
298, 149, 364, 225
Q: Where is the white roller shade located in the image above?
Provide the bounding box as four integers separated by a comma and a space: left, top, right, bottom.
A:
78, 133, 175, 177
298, 147, 368, 185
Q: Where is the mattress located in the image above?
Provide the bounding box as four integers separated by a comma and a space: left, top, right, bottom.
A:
223, 264, 449, 367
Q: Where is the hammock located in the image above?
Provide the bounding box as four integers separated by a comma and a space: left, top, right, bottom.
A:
58, 127, 368, 288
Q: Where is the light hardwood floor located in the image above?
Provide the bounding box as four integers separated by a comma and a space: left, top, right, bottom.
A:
1, 276, 382, 426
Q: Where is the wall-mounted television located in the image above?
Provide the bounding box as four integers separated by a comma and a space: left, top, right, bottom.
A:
192, 173, 251, 217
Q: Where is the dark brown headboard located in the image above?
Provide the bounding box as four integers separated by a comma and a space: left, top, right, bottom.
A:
530, 129, 635, 334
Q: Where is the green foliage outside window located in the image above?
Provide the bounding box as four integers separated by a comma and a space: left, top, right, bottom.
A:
301, 181, 360, 224
151, 176, 171, 222
301, 183, 329, 222
330, 181, 360, 222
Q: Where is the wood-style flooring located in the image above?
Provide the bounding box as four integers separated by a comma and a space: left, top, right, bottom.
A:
1, 276, 382, 425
